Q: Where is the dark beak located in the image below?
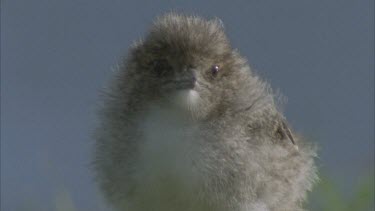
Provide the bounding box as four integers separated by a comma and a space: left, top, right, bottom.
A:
176, 76, 196, 90
176, 70, 197, 90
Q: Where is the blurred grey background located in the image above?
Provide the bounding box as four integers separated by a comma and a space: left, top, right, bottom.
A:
1, 0, 373, 210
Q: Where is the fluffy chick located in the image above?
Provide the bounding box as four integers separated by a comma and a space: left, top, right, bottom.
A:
94, 13, 317, 211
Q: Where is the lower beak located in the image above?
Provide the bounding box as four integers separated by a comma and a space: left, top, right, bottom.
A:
176, 79, 196, 90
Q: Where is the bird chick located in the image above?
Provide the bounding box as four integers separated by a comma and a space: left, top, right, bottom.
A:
94, 13, 317, 211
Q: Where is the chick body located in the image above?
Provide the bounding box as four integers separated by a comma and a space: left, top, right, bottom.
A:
94, 13, 317, 211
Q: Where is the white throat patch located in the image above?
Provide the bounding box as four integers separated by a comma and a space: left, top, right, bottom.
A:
172, 89, 200, 111
132, 104, 205, 210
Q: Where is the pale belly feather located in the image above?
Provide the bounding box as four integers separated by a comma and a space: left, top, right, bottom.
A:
127, 107, 213, 211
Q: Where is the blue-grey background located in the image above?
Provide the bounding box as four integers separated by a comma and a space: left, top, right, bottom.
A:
1, 0, 374, 210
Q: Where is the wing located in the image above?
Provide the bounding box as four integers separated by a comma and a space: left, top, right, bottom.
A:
274, 118, 296, 146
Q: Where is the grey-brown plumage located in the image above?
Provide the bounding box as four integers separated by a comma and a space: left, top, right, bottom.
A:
94, 13, 318, 211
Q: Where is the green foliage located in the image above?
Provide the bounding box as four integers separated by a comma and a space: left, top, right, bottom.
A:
311, 173, 374, 211
55, 188, 77, 211
13, 173, 375, 211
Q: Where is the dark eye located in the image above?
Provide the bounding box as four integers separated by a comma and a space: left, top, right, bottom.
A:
211, 65, 220, 76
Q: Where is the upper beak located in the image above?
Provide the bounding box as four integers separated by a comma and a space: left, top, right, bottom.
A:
176, 77, 196, 90
176, 69, 197, 90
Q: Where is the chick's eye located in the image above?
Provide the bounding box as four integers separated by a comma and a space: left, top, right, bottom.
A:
211, 65, 220, 76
